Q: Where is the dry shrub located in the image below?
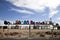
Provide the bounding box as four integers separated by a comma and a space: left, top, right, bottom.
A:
45, 31, 51, 35
5, 33, 9, 36
40, 34, 45, 37
54, 32, 60, 35
10, 32, 19, 36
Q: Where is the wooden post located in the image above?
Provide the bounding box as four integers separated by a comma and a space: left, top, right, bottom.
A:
51, 26, 54, 38
2, 26, 4, 37
7, 24, 9, 37
29, 25, 31, 38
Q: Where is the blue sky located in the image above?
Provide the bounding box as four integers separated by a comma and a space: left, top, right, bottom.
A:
0, 0, 60, 24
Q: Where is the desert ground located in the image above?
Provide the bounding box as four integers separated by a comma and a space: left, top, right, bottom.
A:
0, 29, 60, 39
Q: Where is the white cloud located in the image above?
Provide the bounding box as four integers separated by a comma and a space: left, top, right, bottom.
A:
11, 8, 34, 14
22, 15, 30, 19
57, 18, 60, 20
6, 0, 60, 10
49, 10, 58, 18
6, 0, 60, 17
42, 14, 47, 16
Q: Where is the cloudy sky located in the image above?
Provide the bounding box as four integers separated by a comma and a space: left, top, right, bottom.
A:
0, 0, 60, 25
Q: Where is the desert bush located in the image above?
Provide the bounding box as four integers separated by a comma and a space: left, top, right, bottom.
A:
40, 34, 45, 37
13, 32, 19, 34
5, 33, 10, 35
45, 31, 51, 35
10, 33, 14, 36
54, 32, 60, 35
54, 32, 57, 35
11, 32, 19, 36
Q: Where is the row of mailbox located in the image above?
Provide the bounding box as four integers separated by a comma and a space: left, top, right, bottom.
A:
15, 20, 51, 25
4, 20, 52, 25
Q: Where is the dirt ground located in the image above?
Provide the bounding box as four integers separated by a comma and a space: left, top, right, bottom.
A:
0, 29, 60, 38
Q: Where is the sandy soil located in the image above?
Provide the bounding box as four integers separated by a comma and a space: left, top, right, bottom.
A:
0, 29, 60, 38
